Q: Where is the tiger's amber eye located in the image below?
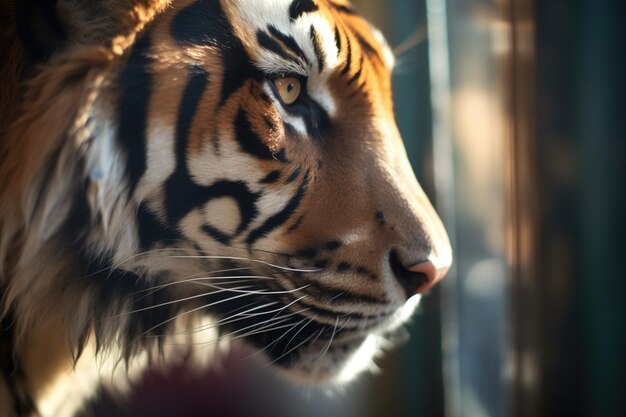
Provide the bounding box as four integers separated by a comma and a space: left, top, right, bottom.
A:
273, 77, 301, 105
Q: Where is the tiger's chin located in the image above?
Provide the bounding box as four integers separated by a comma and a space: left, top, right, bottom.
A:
244, 294, 423, 385
272, 333, 385, 385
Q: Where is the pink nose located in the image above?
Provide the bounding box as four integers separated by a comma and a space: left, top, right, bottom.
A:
390, 251, 450, 298
406, 259, 449, 293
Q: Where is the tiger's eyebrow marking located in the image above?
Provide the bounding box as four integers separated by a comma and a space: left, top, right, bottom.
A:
309, 25, 326, 72
289, 0, 319, 21
340, 32, 352, 75
334, 26, 342, 56
267, 25, 311, 67
257, 30, 303, 67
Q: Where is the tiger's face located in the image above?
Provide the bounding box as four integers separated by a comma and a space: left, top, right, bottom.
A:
88, 0, 452, 383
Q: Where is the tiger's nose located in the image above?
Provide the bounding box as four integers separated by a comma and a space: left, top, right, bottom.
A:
406, 259, 449, 292
390, 251, 450, 298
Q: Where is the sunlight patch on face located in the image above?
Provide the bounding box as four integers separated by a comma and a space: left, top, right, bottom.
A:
391, 294, 422, 329
339, 228, 366, 246
336, 334, 385, 384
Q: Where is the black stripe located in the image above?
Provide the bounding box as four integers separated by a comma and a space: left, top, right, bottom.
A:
300, 280, 387, 305
274, 285, 387, 322
354, 32, 380, 60
80, 255, 180, 358
259, 92, 272, 103
174, 68, 208, 171
309, 25, 326, 72
289, 0, 319, 21
14, 0, 67, 67
171, 0, 255, 105
332, 4, 357, 15
198, 180, 260, 235
302, 98, 330, 139
268, 25, 311, 67
337, 261, 351, 271
334, 25, 342, 54
313, 259, 329, 268
165, 177, 261, 240
285, 214, 305, 234
137, 201, 182, 249
349, 79, 368, 99
347, 56, 364, 85
294, 247, 317, 258
1, 308, 37, 417
117, 34, 152, 198
235, 109, 277, 161
273, 148, 289, 163
285, 168, 301, 183
263, 115, 277, 131
202, 224, 232, 245
163, 67, 260, 235
246, 172, 310, 246
260, 170, 281, 184
323, 240, 342, 251
341, 34, 352, 75
257, 30, 302, 67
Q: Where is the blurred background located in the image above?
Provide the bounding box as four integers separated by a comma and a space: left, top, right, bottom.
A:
87, 0, 625, 416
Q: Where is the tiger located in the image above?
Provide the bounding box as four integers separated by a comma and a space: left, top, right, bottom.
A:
0, 0, 452, 416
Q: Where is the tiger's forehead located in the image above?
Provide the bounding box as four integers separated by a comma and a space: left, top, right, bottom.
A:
224, 0, 393, 75
225, 0, 339, 75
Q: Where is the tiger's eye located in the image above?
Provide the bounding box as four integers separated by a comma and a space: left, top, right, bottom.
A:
273, 77, 301, 105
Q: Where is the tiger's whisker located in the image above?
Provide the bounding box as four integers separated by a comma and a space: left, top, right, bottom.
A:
187, 283, 309, 296
256, 318, 308, 356
158, 301, 280, 337
127, 291, 269, 347
217, 307, 311, 341
116, 283, 309, 320
169, 255, 320, 273
132, 273, 276, 296
166, 295, 305, 337
112, 286, 255, 318
314, 316, 339, 363
280, 315, 317, 355
229, 245, 291, 258
264, 317, 319, 365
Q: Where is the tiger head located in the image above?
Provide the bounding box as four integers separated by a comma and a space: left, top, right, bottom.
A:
0, 0, 451, 389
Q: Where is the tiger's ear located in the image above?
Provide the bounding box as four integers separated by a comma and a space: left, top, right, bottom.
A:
14, 0, 68, 67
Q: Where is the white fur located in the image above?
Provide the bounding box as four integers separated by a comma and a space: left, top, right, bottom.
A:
231, 0, 338, 117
